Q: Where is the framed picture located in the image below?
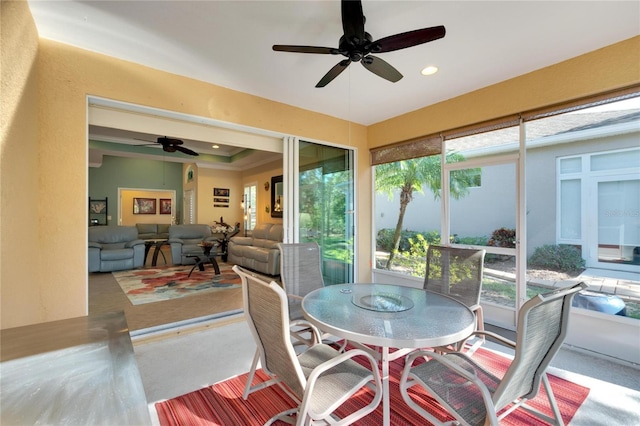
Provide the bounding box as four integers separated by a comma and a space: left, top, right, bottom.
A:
133, 197, 156, 214
159, 198, 172, 215
89, 200, 106, 214
213, 197, 229, 203
214, 204, 229, 208
213, 188, 230, 197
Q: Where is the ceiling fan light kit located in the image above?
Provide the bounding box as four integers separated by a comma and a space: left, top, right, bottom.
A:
273, 0, 445, 87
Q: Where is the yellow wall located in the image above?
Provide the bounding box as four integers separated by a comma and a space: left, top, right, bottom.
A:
1, 0, 638, 329
1, 1, 366, 328
241, 160, 284, 227
1, 0, 42, 329
197, 168, 244, 228
120, 189, 174, 226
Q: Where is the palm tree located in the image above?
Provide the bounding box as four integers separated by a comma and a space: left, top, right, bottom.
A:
375, 154, 475, 269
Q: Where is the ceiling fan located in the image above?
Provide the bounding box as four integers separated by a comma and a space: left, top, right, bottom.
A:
273, 0, 445, 87
136, 136, 199, 156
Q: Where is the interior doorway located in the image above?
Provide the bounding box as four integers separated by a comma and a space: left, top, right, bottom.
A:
118, 188, 176, 226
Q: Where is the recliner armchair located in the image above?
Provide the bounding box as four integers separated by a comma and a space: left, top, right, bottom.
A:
168, 224, 217, 265
88, 226, 145, 272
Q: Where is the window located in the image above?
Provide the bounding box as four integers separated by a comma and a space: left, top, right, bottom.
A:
373, 90, 639, 327
556, 148, 640, 270
243, 184, 257, 232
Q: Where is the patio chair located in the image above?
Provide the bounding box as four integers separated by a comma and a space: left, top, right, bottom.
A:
278, 242, 327, 344
399, 282, 587, 426
424, 245, 486, 353
232, 265, 382, 425
242, 242, 340, 399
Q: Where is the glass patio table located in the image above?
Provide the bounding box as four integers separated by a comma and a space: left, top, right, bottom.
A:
302, 283, 475, 426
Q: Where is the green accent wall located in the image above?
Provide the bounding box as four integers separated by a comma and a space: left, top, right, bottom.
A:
89, 155, 183, 225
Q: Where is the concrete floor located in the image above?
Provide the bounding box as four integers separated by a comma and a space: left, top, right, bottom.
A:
133, 313, 640, 426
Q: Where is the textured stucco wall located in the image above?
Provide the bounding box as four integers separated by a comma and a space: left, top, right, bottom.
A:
1, 0, 638, 328
368, 36, 640, 148
1, 0, 43, 328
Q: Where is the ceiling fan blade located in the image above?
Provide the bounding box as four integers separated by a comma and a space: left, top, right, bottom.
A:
372, 25, 446, 53
361, 55, 403, 83
316, 59, 351, 88
273, 45, 338, 54
174, 145, 199, 156
341, 0, 365, 44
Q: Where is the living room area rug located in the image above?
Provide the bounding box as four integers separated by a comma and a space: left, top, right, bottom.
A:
155, 346, 590, 425
112, 264, 241, 305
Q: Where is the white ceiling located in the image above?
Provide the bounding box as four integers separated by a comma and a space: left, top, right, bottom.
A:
28, 1, 639, 166
28, 1, 639, 126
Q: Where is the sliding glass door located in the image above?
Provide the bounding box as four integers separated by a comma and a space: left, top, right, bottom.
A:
297, 141, 355, 285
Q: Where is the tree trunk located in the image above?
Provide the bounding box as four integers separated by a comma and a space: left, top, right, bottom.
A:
385, 186, 412, 269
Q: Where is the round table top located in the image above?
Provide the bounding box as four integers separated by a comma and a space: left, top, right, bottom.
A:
302, 283, 475, 348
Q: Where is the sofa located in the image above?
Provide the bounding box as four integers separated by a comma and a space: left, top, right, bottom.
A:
136, 223, 170, 240
227, 223, 283, 275
88, 226, 145, 272
168, 224, 218, 265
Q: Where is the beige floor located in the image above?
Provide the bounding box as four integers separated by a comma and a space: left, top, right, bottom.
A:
89, 246, 243, 332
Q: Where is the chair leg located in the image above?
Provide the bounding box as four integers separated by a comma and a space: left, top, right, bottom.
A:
242, 348, 280, 401
242, 349, 261, 400
543, 373, 564, 426
265, 408, 297, 425
503, 374, 564, 425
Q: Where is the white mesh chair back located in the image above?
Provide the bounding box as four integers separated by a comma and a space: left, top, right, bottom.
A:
233, 265, 383, 424
400, 282, 587, 426
278, 242, 324, 321
424, 245, 486, 308
492, 283, 583, 409
234, 265, 306, 398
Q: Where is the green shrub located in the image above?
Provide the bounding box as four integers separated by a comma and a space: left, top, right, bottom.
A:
529, 244, 585, 272
377, 229, 490, 252
408, 234, 429, 257
376, 229, 441, 252
455, 235, 490, 246
487, 227, 516, 248
376, 229, 396, 251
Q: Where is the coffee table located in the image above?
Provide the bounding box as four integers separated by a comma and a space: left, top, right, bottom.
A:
143, 239, 168, 266
187, 242, 222, 276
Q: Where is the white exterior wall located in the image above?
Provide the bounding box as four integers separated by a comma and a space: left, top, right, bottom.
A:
375, 130, 639, 257
525, 131, 640, 256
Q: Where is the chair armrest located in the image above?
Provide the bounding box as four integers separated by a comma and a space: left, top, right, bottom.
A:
288, 294, 304, 302
126, 239, 145, 248
402, 350, 497, 423
230, 236, 253, 246
88, 242, 102, 249
290, 319, 322, 344
462, 330, 516, 350
305, 347, 382, 411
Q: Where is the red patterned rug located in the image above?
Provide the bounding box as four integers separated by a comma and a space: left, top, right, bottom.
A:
155, 347, 590, 425
112, 264, 241, 305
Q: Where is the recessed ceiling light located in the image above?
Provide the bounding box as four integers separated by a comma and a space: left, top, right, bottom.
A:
421, 66, 439, 76
212, 144, 219, 149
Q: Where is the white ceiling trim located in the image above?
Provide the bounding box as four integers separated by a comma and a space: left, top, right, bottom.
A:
88, 105, 283, 153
